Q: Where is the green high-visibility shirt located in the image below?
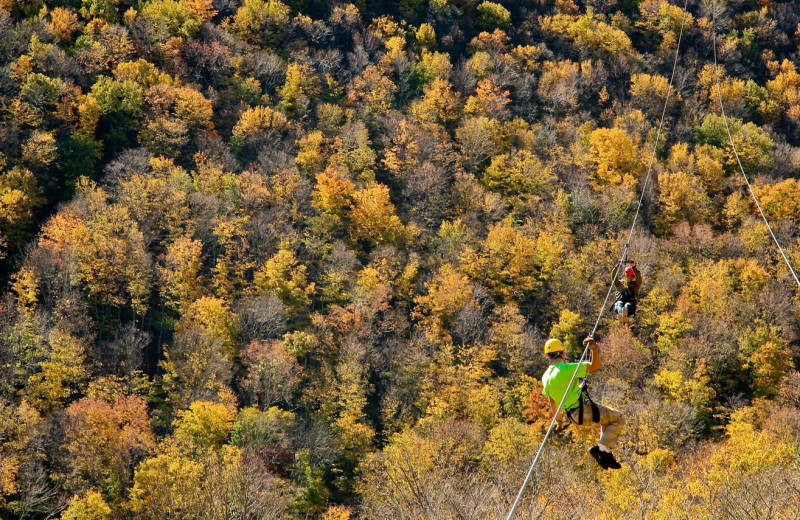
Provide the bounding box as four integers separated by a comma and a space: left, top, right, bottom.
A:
541, 361, 589, 410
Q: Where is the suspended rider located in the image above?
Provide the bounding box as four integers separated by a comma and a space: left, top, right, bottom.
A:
541, 337, 625, 470
612, 260, 641, 325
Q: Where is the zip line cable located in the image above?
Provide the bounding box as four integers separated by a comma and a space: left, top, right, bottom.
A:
505, 0, 690, 517
710, 0, 800, 289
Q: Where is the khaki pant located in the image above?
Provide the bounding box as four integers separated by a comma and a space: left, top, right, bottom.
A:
565, 401, 625, 450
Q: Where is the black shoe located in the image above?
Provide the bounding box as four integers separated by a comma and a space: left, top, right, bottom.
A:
588, 445, 608, 469
600, 450, 622, 470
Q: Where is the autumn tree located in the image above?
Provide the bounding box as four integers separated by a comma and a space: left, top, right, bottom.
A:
0, 166, 45, 256
59, 395, 154, 501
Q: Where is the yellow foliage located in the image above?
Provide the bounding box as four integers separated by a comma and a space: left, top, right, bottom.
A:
370, 14, 405, 40
691, 143, 726, 195
654, 359, 715, 422
549, 309, 581, 356
176, 296, 239, 355
480, 417, 537, 469
37, 206, 86, 253
637, 0, 694, 34
460, 219, 540, 301
538, 60, 580, 111
413, 265, 475, 344
737, 216, 771, 255
173, 400, 235, 448
11, 266, 39, 310
138, 0, 215, 38
0, 451, 19, 506
211, 216, 253, 299
295, 130, 327, 173
254, 249, 315, 310
0, 166, 45, 247
482, 149, 553, 200
230, 0, 290, 44
630, 72, 676, 116
159, 236, 204, 310
598, 466, 655, 520
454, 116, 506, 171
129, 445, 205, 518
27, 329, 87, 413
466, 51, 493, 80
567, 8, 633, 55
655, 169, 711, 234
415, 23, 436, 50
332, 412, 375, 461
47, 7, 82, 43
349, 182, 409, 246
746, 341, 793, 398
654, 310, 691, 353
312, 167, 354, 217
464, 78, 511, 118
114, 59, 171, 90
60, 490, 112, 520
586, 127, 640, 191
328, 121, 377, 175
466, 384, 501, 429
322, 505, 352, 520
410, 78, 460, 125
740, 324, 794, 398
378, 35, 406, 73
752, 178, 800, 221
230, 105, 289, 150
415, 50, 453, 84
278, 62, 322, 118
766, 59, 800, 120
75, 187, 154, 312
510, 44, 542, 72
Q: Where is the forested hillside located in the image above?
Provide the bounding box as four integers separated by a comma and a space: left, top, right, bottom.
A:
1, 0, 799, 517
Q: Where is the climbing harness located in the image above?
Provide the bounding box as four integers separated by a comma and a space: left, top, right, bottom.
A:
505, 0, 691, 515
564, 379, 600, 426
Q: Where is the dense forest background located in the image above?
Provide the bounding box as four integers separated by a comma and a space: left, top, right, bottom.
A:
1, 0, 799, 517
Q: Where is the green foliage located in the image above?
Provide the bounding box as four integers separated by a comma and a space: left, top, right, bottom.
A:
90, 77, 145, 118
695, 114, 775, 174
477, 1, 511, 30
138, 0, 216, 39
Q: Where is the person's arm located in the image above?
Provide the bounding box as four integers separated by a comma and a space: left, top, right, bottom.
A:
585, 337, 602, 373
612, 264, 622, 290
632, 264, 642, 293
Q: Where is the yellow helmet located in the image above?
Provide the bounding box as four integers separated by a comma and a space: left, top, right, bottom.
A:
544, 338, 564, 354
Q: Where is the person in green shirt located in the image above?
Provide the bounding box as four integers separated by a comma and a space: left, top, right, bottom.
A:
541, 337, 625, 470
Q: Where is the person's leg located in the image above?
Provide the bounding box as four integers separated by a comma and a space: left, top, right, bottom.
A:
595, 402, 625, 451
586, 401, 625, 469
613, 301, 623, 315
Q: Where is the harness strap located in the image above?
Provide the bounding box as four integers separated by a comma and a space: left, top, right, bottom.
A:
591, 400, 600, 423
565, 382, 601, 425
